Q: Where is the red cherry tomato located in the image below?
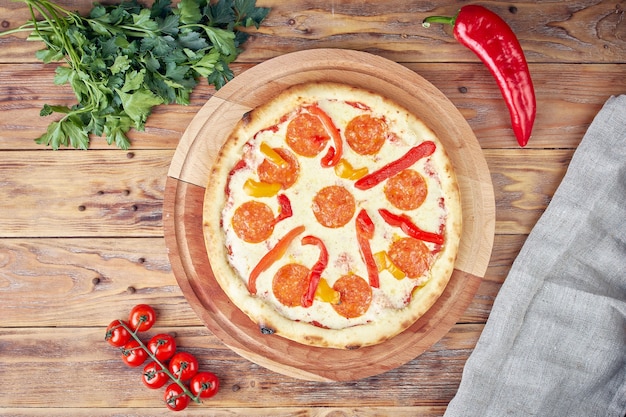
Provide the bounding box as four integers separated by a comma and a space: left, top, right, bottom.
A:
142, 361, 169, 389
164, 383, 190, 411
128, 304, 156, 332
121, 340, 148, 367
147, 333, 177, 362
105, 319, 131, 347
190, 371, 220, 399
168, 352, 199, 381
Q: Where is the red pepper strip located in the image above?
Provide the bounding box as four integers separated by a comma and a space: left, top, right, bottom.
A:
248, 225, 305, 294
356, 209, 380, 288
305, 104, 343, 167
320, 147, 336, 167
354, 141, 436, 190
378, 209, 444, 245
272, 194, 293, 224
300, 235, 329, 308
423, 5, 536, 147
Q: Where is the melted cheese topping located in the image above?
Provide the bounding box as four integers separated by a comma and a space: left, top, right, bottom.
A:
222, 97, 449, 330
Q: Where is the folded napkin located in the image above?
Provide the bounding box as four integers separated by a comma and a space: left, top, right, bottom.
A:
444, 95, 626, 417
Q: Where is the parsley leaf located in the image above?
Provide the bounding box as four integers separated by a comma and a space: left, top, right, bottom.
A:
1, 0, 270, 150
116, 88, 164, 128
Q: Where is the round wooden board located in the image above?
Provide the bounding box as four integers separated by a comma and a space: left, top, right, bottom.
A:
164, 49, 495, 382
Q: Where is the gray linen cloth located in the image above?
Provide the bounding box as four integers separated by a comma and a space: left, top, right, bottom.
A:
444, 95, 626, 417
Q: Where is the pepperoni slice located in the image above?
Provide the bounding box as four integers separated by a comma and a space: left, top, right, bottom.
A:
331, 274, 372, 319
345, 115, 387, 155
272, 263, 310, 307
388, 237, 432, 278
231, 201, 275, 243
312, 185, 356, 228
286, 113, 330, 157
258, 147, 300, 189
384, 169, 428, 210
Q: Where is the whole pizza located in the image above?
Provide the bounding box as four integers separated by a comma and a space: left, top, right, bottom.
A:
204, 82, 462, 349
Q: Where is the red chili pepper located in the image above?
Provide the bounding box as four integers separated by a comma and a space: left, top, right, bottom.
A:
378, 208, 444, 245
273, 194, 293, 224
305, 104, 343, 167
354, 141, 436, 190
423, 5, 536, 147
248, 225, 305, 294
355, 209, 380, 288
300, 235, 329, 308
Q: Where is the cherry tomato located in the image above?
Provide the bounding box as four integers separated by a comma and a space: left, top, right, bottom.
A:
164, 383, 190, 411
190, 371, 220, 399
142, 361, 169, 389
105, 319, 131, 347
121, 340, 148, 367
147, 333, 177, 362
168, 352, 199, 381
128, 304, 156, 332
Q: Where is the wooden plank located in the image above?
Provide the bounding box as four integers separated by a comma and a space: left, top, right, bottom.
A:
409, 62, 625, 149
460, 234, 528, 323
2, 0, 625, 64
0, 149, 571, 238
0, 324, 481, 408
0, 407, 449, 416
487, 149, 573, 235
2, 62, 623, 150
238, 0, 626, 64
0, 237, 202, 327
0, 234, 523, 327
0, 150, 173, 238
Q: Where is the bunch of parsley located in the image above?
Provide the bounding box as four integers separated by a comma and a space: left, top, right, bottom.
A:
3, 0, 269, 149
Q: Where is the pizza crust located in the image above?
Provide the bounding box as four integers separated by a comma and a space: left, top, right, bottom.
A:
204, 82, 462, 349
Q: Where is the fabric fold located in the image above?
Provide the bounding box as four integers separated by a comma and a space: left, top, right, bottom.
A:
444, 95, 626, 417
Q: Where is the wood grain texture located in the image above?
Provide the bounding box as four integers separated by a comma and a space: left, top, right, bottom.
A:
0, 0, 622, 414
0, 233, 523, 328
0, 150, 173, 237
0, 408, 449, 417
2, 0, 625, 64
2, 63, 625, 150
0, 237, 199, 327
253, 0, 626, 63
0, 324, 481, 408
0, 150, 571, 238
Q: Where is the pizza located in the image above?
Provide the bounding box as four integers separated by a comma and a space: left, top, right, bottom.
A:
203, 82, 462, 349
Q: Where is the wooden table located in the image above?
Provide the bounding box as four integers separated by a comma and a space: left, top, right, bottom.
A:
1, 0, 624, 415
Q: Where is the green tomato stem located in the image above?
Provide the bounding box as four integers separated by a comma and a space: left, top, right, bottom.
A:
117, 321, 201, 404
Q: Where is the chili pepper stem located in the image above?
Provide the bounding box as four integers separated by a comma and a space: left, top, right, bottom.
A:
117, 321, 201, 404
422, 14, 457, 28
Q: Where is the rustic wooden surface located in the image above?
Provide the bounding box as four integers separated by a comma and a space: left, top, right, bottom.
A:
0, 0, 624, 415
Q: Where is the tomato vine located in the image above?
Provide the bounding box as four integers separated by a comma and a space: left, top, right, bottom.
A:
105, 304, 219, 411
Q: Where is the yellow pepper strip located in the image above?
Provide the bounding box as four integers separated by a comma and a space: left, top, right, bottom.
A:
314, 277, 341, 305
386, 258, 406, 280
373, 251, 406, 280
243, 178, 281, 197
334, 159, 369, 180
373, 251, 387, 272
260, 142, 288, 168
